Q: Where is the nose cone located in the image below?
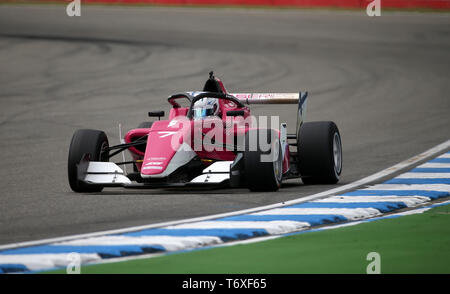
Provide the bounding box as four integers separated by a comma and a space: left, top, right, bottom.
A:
140, 119, 196, 178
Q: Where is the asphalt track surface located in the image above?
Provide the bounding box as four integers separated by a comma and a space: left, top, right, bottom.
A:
0, 5, 449, 245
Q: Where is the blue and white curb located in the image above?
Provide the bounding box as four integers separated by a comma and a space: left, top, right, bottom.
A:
0, 147, 449, 273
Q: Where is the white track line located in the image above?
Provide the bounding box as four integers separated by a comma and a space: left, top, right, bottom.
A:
57, 236, 223, 251
165, 221, 310, 235
314, 196, 429, 206
0, 254, 101, 272
252, 208, 381, 220
395, 173, 450, 178
418, 162, 450, 168
0, 139, 449, 251
363, 184, 450, 192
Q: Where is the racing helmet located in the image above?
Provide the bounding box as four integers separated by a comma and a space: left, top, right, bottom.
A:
192, 97, 220, 119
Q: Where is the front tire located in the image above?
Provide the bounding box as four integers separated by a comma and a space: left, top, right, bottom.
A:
68, 129, 109, 192
297, 121, 342, 184
244, 129, 283, 192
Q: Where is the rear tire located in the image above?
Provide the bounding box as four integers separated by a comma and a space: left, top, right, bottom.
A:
68, 129, 109, 192
297, 121, 342, 184
244, 129, 283, 192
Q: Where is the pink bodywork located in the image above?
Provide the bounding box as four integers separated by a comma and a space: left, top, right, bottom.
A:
124, 79, 290, 178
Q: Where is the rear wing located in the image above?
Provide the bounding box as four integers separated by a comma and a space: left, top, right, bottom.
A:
230, 92, 309, 137
231, 93, 301, 105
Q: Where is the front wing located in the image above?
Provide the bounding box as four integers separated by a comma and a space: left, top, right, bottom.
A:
77, 155, 234, 189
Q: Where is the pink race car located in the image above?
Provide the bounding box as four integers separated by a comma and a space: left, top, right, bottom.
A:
68, 72, 342, 192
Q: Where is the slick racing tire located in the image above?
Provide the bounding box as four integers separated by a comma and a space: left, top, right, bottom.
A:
68, 129, 109, 192
297, 121, 342, 185
244, 129, 283, 192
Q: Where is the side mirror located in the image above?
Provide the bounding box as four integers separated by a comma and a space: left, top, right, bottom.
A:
148, 111, 165, 120
226, 110, 244, 117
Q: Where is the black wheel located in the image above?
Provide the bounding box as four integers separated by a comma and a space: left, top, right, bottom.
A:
68, 129, 109, 192
244, 129, 283, 192
137, 121, 153, 129
297, 121, 342, 184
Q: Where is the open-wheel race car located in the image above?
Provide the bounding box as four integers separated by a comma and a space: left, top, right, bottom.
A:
68, 72, 342, 192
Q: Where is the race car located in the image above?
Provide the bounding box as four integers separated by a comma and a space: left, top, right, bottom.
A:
68, 72, 342, 192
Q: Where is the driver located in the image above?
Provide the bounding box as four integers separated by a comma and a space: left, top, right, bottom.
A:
192, 98, 221, 119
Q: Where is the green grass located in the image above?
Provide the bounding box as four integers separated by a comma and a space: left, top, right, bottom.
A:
44, 203, 450, 274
